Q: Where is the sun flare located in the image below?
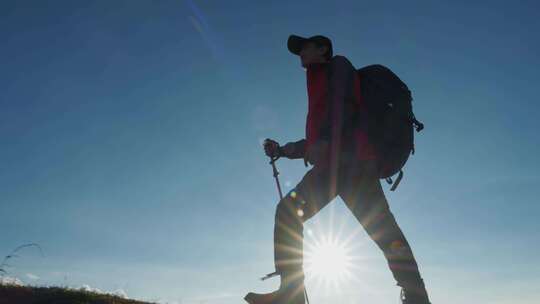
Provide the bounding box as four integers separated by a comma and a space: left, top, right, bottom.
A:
304, 234, 354, 287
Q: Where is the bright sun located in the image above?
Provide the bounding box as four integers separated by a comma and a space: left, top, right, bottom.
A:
304, 233, 354, 288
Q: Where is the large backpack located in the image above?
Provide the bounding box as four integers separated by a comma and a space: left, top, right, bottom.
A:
356, 64, 424, 191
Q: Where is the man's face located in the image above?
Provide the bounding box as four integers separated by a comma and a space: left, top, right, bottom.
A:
299, 42, 328, 68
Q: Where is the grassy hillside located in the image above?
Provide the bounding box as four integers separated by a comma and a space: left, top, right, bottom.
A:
0, 284, 156, 304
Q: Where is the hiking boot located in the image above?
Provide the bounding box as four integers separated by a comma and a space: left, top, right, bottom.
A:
244, 287, 305, 304
244, 273, 306, 304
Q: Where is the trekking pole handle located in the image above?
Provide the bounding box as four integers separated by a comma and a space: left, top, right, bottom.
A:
264, 138, 283, 160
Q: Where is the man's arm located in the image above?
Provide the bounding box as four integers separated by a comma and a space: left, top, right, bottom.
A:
280, 139, 306, 159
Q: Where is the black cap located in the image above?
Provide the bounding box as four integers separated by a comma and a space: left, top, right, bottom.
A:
287, 34, 333, 58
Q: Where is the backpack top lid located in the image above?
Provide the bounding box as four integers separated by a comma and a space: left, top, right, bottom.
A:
357, 64, 412, 102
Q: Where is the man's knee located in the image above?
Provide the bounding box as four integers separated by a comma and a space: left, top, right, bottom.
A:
369, 213, 414, 260
387, 239, 414, 260
276, 190, 306, 223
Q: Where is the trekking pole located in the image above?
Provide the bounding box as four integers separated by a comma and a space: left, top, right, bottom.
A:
269, 156, 284, 200
264, 151, 311, 304
259, 154, 283, 282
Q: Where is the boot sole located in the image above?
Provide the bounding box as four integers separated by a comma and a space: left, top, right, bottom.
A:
244, 292, 255, 304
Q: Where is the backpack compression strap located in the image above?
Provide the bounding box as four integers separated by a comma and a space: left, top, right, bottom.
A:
386, 169, 404, 191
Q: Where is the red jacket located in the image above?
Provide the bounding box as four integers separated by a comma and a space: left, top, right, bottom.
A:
287, 55, 377, 165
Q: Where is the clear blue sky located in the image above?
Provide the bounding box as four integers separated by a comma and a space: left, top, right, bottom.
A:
1, 1, 539, 303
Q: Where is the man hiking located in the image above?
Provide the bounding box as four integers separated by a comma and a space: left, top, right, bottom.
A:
244, 35, 431, 304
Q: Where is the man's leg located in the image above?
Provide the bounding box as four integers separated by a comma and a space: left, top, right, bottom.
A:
338, 160, 430, 302
273, 165, 338, 296
245, 164, 339, 304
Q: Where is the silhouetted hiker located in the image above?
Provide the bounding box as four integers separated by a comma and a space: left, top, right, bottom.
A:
244, 35, 431, 304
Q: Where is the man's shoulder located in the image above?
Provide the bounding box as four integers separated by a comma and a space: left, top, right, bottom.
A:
331, 55, 351, 63
330, 55, 355, 69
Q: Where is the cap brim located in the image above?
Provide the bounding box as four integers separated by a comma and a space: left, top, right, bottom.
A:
287, 35, 307, 55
